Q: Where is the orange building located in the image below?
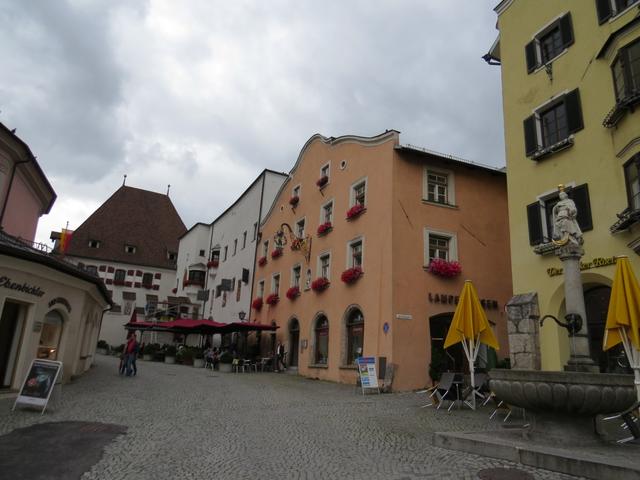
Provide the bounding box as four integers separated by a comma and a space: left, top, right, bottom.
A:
251, 131, 512, 391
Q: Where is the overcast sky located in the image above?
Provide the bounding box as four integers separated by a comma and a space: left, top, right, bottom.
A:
0, 0, 504, 245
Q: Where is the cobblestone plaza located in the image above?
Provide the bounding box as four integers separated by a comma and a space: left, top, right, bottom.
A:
0, 356, 582, 480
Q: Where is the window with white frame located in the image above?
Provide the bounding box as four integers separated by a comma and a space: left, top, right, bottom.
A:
262, 240, 269, 257
242, 231, 247, 249
321, 200, 333, 224
88, 239, 101, 249
320, 163, 330, 181
426, 171, 448, 204
292, 184, 301, 198
258, 280, 264, 298
424, 229, 457, 265
296, 218, 306, 237
291, 264, 301, 287
348, 238, 363, 268
525, 13, 574, 73
233, 239, 238, 256
253, 222, 258, 241
318, 252, 331, 279
272, 273, 280, 295
351, 179, 367, 207
223, 246, 228, 261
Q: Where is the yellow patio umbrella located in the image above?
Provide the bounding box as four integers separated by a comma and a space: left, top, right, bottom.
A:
444, 280, 499, 410
603, 256, 640, 401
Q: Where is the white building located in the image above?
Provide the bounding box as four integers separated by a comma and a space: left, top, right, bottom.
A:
177, 169, 287, 324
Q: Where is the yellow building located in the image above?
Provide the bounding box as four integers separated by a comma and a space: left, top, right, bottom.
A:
488, 0, 640, 370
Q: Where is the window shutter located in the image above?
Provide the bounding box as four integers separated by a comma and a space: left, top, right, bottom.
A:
596, 0, 613, 24
525, 40, 537, 73
527, 202, 544, 245
559, 13, 574, 49
569, 184, 593, 232
565, 89, 584, 134
523, 115, 538, 157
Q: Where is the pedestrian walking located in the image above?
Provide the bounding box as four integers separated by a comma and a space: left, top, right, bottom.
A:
125, 333, 138, 376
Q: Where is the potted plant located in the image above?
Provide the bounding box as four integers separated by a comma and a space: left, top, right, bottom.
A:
266, 293, 279, 305
271, 248, 283, 259
317, 222, 332, 236
192, 348, 205, 368
258, 256, 267, 267
289, 195, 300, 207
219, 352, 233, 373
341, 266, 363, 284
346, 204, 366, 220
252, 297, 263, 310
164, 344, 177, 364
286, 286, 300, 300
311, 277, 330, 292
316, 175, 329, 188
96, 340, 109, 355
428, 258, 462, 278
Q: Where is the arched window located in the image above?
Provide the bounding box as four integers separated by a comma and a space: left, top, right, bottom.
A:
346, 309, 364, 364
38, 310, 64, 360
314, 315, 329, 365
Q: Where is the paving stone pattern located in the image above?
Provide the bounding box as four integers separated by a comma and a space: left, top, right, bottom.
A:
0, 356, 584, 480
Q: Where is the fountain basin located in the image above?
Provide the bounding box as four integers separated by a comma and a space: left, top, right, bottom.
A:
489, 369, 636, 416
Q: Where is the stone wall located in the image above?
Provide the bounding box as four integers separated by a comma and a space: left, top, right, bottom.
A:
505, 292, 541, 370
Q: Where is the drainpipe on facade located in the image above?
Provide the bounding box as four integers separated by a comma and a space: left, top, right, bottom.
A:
202, 221, 215, 319
247, 172, 266, 322
0, 158, 31, 227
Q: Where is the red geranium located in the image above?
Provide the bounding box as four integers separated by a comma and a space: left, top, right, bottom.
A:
265, 293, 279, 305
252, 297, 263, 310
346, 204, 366, 220
271, 248, 283, 259
289, 195, 300, 206
311, 277, 330, 292
317, 222, 332, 236
428, 259, 462, 278
286, 286, 300, 300
341, 266, 363, 284
207, 260, 219, 269
316, 175, 329, 188
258, 256, 267, 267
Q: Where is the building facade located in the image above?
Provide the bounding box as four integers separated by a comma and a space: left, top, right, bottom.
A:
490, 0, 640, 370
176, 170, 287, 325
251, 131, 512, 391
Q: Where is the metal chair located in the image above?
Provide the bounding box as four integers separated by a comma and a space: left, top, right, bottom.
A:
421, 372, 458, 411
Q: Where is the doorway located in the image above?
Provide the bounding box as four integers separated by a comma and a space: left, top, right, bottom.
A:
289, 318, 300, 367
429, 313, 465, 381
0, 300, 26, 388
38, 310, 64, 360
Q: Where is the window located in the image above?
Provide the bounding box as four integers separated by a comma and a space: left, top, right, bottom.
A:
525, 13, 574, 73
142, 273, 153, 288
321, 200, 333, 224
314, 315, 329, 365
346, 309, 364, 365
292, 185, 301, 198
292, 264, 301, 288
597, 0, 640, 24
348, 239, 363, 268
211, 249, 220, 262
242, 231, 247, 249
526, 184, 593, 245
223, 246, 228, 261
320, 163, 330, 185
253, 223, 258, 241
199, 249, 205, 257
352, 180, 367, 207
296, 218, 306, 237
424, 229, 458, 265
319, 252, 331, 279
272, 273, 280, 295
258, 280, 265, 298
624, 154, 640, 211
262, 240, 269, 257
427, 171, 448, 204
125, 245, 136, 254
167, 251, 177, 261
523, 89, 584, 160
88, 239, 100, 248
233, 239, 238, 256
188, 270, 206, 286
114, 269, 126, 284
612, 38, 640, 104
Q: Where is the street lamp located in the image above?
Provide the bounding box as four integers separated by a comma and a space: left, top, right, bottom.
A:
238, 310, 246, 322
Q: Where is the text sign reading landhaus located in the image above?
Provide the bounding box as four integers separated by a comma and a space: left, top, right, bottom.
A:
0, 275, 45, 297
546, 256, 616, 277
13, 359, 62, 415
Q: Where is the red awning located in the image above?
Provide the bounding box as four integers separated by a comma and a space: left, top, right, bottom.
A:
124, 318, 277, 334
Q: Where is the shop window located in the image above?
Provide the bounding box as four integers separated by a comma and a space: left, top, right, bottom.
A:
38, 310, 63, 360
525, 13, 574, 72
346, 309, 364, 365
314, 315, 329, 365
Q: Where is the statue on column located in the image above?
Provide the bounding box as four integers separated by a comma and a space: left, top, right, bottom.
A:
552, 186, 583, 247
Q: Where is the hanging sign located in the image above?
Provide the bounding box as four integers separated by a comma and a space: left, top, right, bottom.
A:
356, 356, 379, 394
13, 359, 62, 414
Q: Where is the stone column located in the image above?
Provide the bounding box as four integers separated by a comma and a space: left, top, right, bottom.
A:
505, 293, 541, 370
557, 245, 598, 372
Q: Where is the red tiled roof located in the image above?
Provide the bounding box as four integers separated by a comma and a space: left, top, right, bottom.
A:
66, 186, 186, 269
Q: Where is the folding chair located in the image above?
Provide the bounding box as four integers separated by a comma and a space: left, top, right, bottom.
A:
485, 392, 513, 422
463, 373, 489, 409
232, 358, 240, 373
421, 372, 457, 411
601, 401, 640, 444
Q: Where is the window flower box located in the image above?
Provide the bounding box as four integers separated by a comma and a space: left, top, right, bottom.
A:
265, 293, 279, 305
207, 260, 219, 269
252, 297, 263, 310
428, 258, 462, 278
289, 195, 300, 206
286, 286, 300, 300
311, 277, 330, 292
317, 222, 332, 236
341, 266, 363, 284
271, 248, 283, 259
316, 175, 329, 188
346, 204, 366, 220
258, 256, 267, 267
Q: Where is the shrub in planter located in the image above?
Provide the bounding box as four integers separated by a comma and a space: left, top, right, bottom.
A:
311, 277, 330, 292
341, 266, 363, 284
316, 175, 329, 188
317, 222, 332, 236
252, 297, 263, 310
271, 248, 283, 259
265, 293, 279, 305
289, 195, 300, 206
346, 204, 366, 220
164, 344, 177, 364
258, 256, 267, 267
286, 286, 300, 300
427, 258, 462, 278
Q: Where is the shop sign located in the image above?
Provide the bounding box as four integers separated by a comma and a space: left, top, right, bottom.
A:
546, 256, 616, 277
356, 357, 379, 393
428, 292, 498, 309
13, 359, 63, 414
48, 297, 71, 313
0, 275, 45, 297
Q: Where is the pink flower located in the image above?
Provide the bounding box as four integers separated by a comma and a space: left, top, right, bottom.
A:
252, 297, 263, 310
289, 196, 300, 206
258, 256, 267, 267
265, 294, 279, 305
286, 286, 300, 300
317, 222, 332, 235
341, 266, 363, 284
316, 175, 329, 188
346, 204, 366, 219
311, 277, 330, 292
271, 248, 283, 259
428, 259, 462, 278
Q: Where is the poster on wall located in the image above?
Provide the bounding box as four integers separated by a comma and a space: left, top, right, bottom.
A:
13, 359, 62, 415
356, 356, 379, 395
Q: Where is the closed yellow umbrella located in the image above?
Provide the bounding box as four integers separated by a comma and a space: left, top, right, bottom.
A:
444, 280, 499, 409
603, 256, 640, 401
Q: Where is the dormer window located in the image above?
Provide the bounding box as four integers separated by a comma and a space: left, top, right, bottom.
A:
125, 245, 136, 254
167, 251, 177, 261
88, 239, 100, 248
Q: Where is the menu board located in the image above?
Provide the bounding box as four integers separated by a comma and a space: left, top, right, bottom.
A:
13, 359, 62, 414
356, 356, 379, 394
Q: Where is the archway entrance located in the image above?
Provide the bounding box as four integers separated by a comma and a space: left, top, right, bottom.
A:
38, 310, 64, 360
0, 300, 26, 388
289, 319, 299, 367
429, 313, 465, 381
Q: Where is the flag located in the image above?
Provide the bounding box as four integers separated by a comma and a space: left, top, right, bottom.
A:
59, 228, 73, 255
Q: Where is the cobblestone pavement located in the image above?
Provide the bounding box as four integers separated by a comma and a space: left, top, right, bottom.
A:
0, 356, 584, 480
